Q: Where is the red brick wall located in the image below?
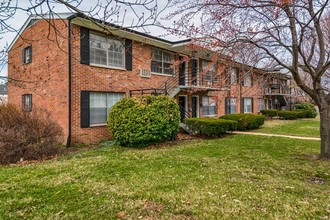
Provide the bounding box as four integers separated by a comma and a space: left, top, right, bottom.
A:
209, 70, 265, 116
8, 19, 69, 143
8, 19, 267, 145
70, 24, 177, 144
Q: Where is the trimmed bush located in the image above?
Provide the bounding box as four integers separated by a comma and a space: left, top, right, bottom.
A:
295, 102, 317, 118
107, 95, 180, 147
260, 109, 278, 118
219, 113, 265, 131
0, 105, 63, 165
278, 109, 317, 120
185, 118, 238, 137
278, 110, 300, 120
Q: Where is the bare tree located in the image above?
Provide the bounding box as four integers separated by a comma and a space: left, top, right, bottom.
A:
169, 0, 330, 159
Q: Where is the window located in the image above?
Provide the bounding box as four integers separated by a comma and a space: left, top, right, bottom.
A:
201, 60, 217, 85
151, 47, 174, 75
243, 73, 252, 86
202, 96, 217, 116
225, 97, 237, 114
22, 46, 32, 64
243, 98, 253, 113
90, 33, 125, 68
90, 92, 124, 125
230, 68, 238, 85
22, 94, 32, 111
258, 98, 265, 112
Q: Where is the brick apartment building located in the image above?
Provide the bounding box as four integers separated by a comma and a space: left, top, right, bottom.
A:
8, 13, 290, 145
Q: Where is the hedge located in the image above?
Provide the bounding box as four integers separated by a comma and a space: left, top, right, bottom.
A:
185, 118, 238, 137
107, 95, 180, 147
278, 109, 317, 120
219, 113, 265, 131
295, 102, 317, 118
260, 109, 278, 118
278, 110, 300, 120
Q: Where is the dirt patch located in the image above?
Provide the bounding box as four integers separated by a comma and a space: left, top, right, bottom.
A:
143, 200, 164, 213
307, 177, 326, 184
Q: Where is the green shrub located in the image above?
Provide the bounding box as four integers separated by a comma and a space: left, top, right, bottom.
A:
0, 105, 63, 165
295, 102, 317, 118
278, 109, 317, 120
260, 109, 278, 118
185, 118, 238, 137
295, 102, 315, 110
304, 110, 317, 118
278, 110, 301, 120
219, 113, 265, 131
107, 95, 180, 147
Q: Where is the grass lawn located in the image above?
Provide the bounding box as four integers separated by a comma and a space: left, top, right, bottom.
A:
256, 118, 320, 138
0, 135, 329, 219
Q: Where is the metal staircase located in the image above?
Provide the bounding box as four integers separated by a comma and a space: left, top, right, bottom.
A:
129, 67, 221, 135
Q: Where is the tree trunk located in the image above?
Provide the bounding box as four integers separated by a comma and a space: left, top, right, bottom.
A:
319, 104, 330, 159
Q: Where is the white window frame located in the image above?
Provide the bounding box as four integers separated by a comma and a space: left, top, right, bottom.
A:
89, 92, 125, 126
201, 60, 216, 86
202, 96, 217, 116
243, 73, 252, 86
226, 97, 237, 114
89, 32, 125, 69
22, 46, 32, 64
243, 98, 253, 113
22, 94, 32, 112
151, 47, 174, 76
258, 98, 265, 112
230, 68, 238, 85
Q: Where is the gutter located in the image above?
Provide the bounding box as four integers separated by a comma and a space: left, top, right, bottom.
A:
66, 14, 76, 148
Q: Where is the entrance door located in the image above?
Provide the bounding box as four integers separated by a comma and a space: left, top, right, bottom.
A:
179, 96, 187, 122
192, 96, 199, 118
179, 57, 186, 86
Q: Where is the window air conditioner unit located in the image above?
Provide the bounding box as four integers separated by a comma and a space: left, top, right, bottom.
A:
140, 69, 151, 78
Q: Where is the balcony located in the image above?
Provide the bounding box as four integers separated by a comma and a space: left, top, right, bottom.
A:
269, 83, 280, 89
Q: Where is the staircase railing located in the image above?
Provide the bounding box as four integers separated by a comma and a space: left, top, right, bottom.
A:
179, 105, 191, 122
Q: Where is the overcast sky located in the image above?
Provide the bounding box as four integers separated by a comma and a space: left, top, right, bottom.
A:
0, 0, 183, 79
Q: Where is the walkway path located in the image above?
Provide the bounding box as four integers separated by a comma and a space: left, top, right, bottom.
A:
232, 131, 321, 141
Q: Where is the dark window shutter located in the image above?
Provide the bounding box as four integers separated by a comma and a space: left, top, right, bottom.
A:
241, 98, 244, 113
80, 27, 90, 65
251, 98, 254, 113
21, 95, 25, 111
191, 59, 198, 85
125, 39, 133, 71
81, 91, 90, 128
22, 48, 25, 64
225, 97, 230, 114
29, 45, 32, 63
251, 74, 253, 86
191, 59, 197, 75
29, 94, 32, 111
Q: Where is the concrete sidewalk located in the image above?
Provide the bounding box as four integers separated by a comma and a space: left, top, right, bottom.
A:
232, 131, 321, 141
